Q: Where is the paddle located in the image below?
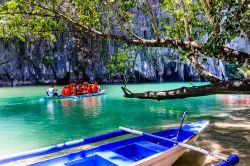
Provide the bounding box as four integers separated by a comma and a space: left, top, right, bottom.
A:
119, 127, 239, 166
176, 111, 187, 142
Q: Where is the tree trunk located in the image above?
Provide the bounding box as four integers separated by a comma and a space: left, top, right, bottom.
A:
121, 80, 250, 100
188, 54, 221, 83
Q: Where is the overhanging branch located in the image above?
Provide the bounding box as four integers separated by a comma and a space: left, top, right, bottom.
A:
121, 80, 250, 100
188, 53, 221, 83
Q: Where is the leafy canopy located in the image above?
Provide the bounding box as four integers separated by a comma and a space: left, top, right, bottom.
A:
0, 0, 248, 56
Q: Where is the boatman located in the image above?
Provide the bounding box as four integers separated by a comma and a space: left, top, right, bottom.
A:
47, 85, 58, 97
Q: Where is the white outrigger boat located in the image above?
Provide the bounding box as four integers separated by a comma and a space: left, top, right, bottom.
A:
0, 113, 239, 166
40, 90, 106, 101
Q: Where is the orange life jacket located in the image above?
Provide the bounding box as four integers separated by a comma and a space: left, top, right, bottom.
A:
92, 84, 99, 93
65, 88, 70, 96
61, 87, 67, 96
87, 85, 92, 94
72, 87, 77, 95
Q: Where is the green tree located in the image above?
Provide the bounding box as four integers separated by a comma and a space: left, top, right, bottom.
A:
108, 49, 132, 87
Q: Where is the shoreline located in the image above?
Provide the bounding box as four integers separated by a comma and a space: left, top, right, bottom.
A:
0, 81, 208, 88
174, 108, 250, 166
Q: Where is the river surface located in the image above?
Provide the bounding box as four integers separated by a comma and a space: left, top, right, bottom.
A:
0, 83, 249, 166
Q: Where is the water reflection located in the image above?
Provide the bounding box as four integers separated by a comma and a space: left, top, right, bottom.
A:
46, 101, 55, 120
44, 96, 103, 119
81, 97, 102, 117
82, 96, 102, 109
217, 95, 250, 108
60, 100, 70, 109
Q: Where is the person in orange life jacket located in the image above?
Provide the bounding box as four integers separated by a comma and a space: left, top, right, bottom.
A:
68, 85, 71, 96
76, 84, 83, 95
83, 82, 88, 93
70, 83, 74, 95
61, 86, 67, 96
86, 83, 92, 94
92, 82, 99, 93
71, 84, 77, 96
64, 86, 69, 96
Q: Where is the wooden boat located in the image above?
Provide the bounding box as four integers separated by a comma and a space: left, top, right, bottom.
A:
0, 120, 239, 166
41, 90, 106, 101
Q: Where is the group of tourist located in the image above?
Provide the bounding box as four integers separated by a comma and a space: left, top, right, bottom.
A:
61, 82, 100, 96
46, 82, 100, 97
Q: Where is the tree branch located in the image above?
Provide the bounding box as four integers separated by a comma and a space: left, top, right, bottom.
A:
145, 0, 160, 39
180, 0, 192, 40
179, 0, 221, 83
112, 4, 142, 41
187, 53, 221, 83
199, 0, 213, 23
121, 79, 250, 100
0, 12, 58, 18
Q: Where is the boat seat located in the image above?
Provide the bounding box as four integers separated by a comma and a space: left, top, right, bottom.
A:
63, 154, 121, 166
134, 140, 169, 152
96, 151, 134, 166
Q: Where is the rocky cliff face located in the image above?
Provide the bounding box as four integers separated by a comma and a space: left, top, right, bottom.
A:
0, 34, 229, 86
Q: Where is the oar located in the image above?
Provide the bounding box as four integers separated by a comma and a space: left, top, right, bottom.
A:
176, 111, 187, 142
119, 127, 239, 166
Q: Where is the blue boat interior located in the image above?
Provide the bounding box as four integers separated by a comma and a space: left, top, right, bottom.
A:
28, 121, 208, 166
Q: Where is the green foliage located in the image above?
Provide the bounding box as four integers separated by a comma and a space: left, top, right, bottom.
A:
243, 69, 250, 78
42, 56, 54, 67
203, 0, 249, 53
108, 49, 132, 77
178, 49, 189, 63
225, 63, 245, 80
0, 0, 65, 41
160, 0, 249, 52
72, 0, 101, 28
160, 0, 209, 40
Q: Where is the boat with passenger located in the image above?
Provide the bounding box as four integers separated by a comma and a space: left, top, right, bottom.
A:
42, 90, 106, 100
41, 82, 106, 101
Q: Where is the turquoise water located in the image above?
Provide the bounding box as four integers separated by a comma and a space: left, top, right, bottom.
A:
0, 83, 249, 165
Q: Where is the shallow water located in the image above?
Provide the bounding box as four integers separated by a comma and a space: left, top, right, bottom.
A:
0, 83, 249, 165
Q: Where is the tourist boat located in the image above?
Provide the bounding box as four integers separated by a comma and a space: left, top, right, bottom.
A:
41, 90, 106, 101
0, 120, 239, 166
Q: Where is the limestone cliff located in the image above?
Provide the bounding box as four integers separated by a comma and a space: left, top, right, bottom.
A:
0, 34, 230, 86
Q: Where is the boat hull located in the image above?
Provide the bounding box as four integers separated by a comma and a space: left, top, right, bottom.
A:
133, 133, 200, 166
43, 90, 106, 100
